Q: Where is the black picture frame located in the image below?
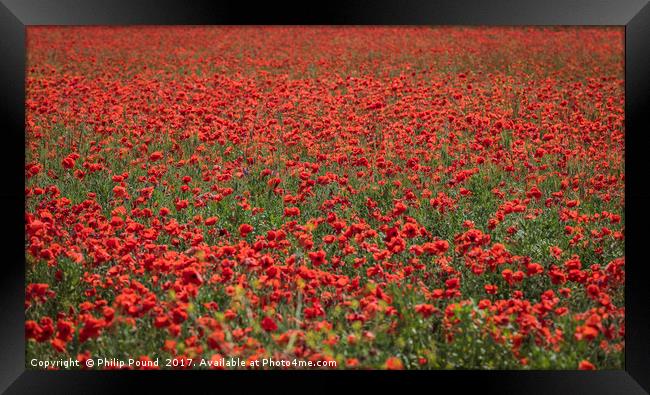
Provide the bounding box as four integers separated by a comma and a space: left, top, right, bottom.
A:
1, 1, 649, 393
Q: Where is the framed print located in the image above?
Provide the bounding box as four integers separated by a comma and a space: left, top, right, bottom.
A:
1, 0, 649, 393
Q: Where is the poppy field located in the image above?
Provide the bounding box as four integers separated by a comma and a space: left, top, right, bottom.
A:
25, 27, 625, 370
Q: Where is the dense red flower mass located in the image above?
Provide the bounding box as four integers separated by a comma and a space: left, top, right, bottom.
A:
25, 27, 624, 369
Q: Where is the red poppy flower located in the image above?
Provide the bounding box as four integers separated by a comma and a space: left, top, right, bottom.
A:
385, 357, 404, 370
579, 360, 595, 370
261, 317, 278, 332
239, 223, 254, 237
